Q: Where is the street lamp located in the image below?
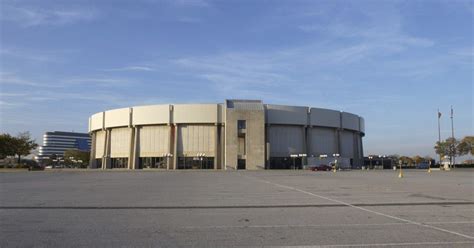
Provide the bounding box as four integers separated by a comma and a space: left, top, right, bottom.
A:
368, 156, 373, 170
332, 153, 340, 172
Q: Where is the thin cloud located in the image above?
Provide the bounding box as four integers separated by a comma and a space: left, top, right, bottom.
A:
0, 73, 62, 88
172, 0, 210, 8
1, 4, 98, 27
101, 66, 156, 72
64, 77, 132, 86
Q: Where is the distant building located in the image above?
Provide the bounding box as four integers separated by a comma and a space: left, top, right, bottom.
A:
36, 131, 91, 161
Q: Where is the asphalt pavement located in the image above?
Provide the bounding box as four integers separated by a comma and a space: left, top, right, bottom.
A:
1, 169, 473, 247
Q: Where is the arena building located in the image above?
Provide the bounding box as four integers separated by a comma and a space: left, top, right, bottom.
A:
88, 100, 365, 170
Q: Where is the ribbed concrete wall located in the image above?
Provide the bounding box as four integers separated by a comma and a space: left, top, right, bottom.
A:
89, 101, 364, 169
177, 124, 215, 157
268, 125, 304, 157
110, 127, 131, 158
138, 125, 170, 157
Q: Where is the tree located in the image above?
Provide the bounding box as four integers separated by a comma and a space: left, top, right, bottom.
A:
457, 136, 474, 156
13, 132, 38, 165
412, 155, 424, 165
434, 137, 458, 159
64, 149, 90, 168
0, 133, 16, 159
399, 156, 413, 166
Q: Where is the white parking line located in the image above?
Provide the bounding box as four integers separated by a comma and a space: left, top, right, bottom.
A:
183, 221, 474, 229
267, 241, 474, 247
241, 174, 474, 240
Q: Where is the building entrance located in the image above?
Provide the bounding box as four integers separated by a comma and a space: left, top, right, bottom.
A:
237, 159, 246, 170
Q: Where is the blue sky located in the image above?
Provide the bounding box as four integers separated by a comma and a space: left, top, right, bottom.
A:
0, 0, 472, 159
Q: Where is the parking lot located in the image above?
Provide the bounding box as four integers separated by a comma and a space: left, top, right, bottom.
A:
1, 169, 473, 247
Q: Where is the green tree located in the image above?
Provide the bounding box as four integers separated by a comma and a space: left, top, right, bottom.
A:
64, 149, 90, 168
412, 155, 424, 165
13, 132, 38, 165
457, 136, 474, 156
0, 133, 16, 159
434, 137, 458, 159
399, 156, 413, 166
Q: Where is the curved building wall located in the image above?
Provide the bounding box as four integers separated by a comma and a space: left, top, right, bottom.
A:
268, 125, 305, 157
88, 100, 365, 170
309, 127, 337, 156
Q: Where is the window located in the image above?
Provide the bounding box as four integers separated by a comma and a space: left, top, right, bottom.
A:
139, 157, 167, 169
178, 157, 214, 169
111, 158, 128, 169
238, 120, 246, 129
95, 159, 102, 169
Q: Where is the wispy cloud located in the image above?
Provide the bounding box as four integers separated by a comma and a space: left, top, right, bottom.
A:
0, 48, 62, 62
172, 0, 210, 8
101, 66, 156, 72
64, 77, 132, 86
0, 73, 60, 88
1, 4, 98, 27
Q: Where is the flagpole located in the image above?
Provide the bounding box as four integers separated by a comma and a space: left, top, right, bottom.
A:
451, 106, 455, 167
438, 108, 441, 165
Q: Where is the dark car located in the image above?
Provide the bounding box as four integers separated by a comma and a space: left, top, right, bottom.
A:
28, 165, 45, 171
416, 162, 430, 169
310, 164, 332, 171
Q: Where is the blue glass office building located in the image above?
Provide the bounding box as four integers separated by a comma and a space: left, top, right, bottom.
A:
36, 131, 91, 161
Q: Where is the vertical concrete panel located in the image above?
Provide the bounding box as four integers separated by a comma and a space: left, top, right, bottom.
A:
132, 127, 139, 169
138, 126, 170, 157
89, 132, 97, 168
340, 131, 355, 159
103, 129, 111, 169
172, 124, 177, 170
177, 125, 215, 156
268, 126, 304, 157
95, 131, 106, 159
309, 128, 337, 156
128, 128, 135, 169
110, 127, 131, 158
225, 102, 265, 170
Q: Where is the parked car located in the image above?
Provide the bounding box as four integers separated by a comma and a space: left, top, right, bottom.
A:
416, 162, 430, 169
28, 165, 45, 171
310, 164, 332, 171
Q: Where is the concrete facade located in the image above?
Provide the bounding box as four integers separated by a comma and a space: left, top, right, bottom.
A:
89, 99, 365, 170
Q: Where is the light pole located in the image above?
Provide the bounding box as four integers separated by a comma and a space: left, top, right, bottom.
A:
332, 153, 340, 172
368, 156, 373, 170
398, 160, 403, 178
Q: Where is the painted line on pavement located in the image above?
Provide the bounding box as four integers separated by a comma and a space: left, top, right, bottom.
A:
240, 173, 474, 240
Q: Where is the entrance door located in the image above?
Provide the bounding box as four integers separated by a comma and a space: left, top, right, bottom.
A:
237, 159, 246, 170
